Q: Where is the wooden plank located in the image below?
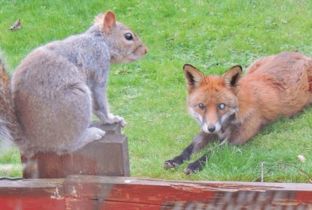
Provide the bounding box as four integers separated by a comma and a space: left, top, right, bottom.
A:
101, 201, 169, 210
21, 123, 130, 178
0, 179, 65, 210
64, 175, 312, 209
0, 196, 65, 210
0, 176, 312, 209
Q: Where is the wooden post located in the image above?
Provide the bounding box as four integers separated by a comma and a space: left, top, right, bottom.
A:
21, 123, 129, 178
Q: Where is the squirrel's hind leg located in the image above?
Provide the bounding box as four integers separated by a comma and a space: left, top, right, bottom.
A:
65, 127, 105, 153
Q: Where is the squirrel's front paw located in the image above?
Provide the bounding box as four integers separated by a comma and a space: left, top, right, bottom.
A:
106, 113, 126, 127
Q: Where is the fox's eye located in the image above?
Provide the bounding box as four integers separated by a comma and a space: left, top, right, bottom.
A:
124, 32, 133, 41
198, 103, 206, 110
217, 103, 225, 110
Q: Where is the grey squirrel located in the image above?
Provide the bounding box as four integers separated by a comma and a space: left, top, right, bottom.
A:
0, 11, 147, 158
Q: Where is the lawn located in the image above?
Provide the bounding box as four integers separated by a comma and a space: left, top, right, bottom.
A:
0, 0, 312, 182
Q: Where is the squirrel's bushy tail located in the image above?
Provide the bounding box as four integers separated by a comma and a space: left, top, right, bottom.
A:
0, 58, 21, 144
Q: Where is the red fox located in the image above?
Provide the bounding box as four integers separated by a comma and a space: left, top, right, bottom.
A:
164, 51, 312, 174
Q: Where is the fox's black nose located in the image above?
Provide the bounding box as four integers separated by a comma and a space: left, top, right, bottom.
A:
208, 126, 215, 133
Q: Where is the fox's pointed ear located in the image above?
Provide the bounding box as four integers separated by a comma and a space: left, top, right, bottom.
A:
103, 11, 116, 33
223, 65, 242, 87
183, 64, 205, 91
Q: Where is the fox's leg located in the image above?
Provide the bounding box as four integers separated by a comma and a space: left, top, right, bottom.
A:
164, 142, 194, 169
164, 132, 217, 169
184, 117, 264, 174
230, 116, 263, 145
184, 153, 209, 175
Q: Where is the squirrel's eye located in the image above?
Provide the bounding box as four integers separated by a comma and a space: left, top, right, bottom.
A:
124, 32, 133, 41
198, 103, 206, 110
217, 103, 226, 110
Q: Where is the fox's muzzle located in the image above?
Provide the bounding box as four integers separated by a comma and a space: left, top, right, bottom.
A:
202, 122, 221, 134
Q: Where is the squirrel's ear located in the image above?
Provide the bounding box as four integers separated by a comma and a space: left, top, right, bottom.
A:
183, 64, 205, 92
103, 11, 116, 33
223, 65, 242, 87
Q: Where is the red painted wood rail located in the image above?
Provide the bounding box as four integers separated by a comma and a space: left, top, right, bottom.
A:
0, 175, 311, 209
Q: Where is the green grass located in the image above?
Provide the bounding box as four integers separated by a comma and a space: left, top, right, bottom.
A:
0, 0, 312, 182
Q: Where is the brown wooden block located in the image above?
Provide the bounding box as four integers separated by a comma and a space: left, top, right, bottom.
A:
21, 123, 129, 178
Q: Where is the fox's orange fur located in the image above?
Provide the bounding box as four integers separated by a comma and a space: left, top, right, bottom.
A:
232, 52, 312, 143
165, 51, 312, 174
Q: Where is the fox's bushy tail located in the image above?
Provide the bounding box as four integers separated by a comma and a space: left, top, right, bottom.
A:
0, 58, 21, 145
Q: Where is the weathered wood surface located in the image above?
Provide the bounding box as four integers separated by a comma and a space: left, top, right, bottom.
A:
0, 178, 65, 210
0, 175, 312, 209
21, 124, 129, 178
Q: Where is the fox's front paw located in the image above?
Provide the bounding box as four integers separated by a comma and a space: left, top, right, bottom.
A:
164, 156, 184, 169
184, 160, 205, 175
164, 160, 179, 169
